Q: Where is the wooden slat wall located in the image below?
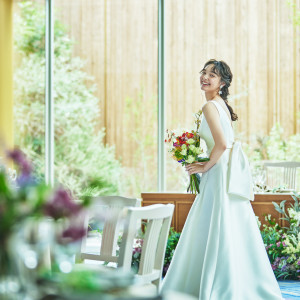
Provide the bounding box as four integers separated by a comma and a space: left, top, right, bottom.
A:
32, 0, 300, 168
54, 0, 158, 169
165, 0, 300, 138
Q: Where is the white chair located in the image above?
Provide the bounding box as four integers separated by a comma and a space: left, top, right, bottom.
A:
263, 161, 300, 190
118, 203, 175, 291
77, 196, 140, 264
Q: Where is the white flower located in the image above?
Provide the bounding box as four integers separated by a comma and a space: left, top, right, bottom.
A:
189, 145, 202, 155
195, 147, 202, 155
180, 148, 187, 156
189, 145, 196, 152
288, 208, 300, 221
265, 214, 272, 222
186, 155, 195, 164
187, 138, 195, 145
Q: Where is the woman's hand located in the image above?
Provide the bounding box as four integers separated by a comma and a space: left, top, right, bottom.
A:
185, 161, 209, 175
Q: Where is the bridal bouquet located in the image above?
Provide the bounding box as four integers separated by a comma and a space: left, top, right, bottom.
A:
165, 110, 209, 194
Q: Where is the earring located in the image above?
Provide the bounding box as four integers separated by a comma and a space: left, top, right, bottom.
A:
219, 86, 223, 95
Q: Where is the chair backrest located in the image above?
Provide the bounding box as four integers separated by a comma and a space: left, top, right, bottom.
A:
263, 161, 300, 190
118, 204, 175, 291
78, 196, 140, 263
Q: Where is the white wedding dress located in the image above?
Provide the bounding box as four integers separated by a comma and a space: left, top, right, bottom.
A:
161, 100, 283, 300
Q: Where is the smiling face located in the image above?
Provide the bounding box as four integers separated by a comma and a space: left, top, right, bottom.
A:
199, 64, 223, 93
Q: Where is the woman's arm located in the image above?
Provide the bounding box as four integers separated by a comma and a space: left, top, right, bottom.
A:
186, 102, 227, 174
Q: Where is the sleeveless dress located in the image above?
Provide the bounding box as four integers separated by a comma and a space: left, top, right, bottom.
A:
160, 100, 283, 300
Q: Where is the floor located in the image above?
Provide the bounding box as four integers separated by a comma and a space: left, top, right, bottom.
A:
85, 236, 300, 299
279, 280, 300, 299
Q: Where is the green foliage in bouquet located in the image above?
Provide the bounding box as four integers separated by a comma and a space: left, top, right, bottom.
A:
13, 1, 122, 197
259, 192, 300, 280
165, 110, 209, 194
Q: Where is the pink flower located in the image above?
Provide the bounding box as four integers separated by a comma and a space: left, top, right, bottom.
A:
133, 247, 142, 255
271, 264, 276, 270
297, 260, 300, 266
276, 242, 281, 247
282, 242, 286, 247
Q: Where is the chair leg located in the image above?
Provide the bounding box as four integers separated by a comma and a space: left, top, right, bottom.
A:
75, 253, 83, 264
152, 278, 160, 293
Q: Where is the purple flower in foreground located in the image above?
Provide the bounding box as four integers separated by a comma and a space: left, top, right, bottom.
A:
7, 149, 32, 176
297, 260, 300, 266
271, 264, 276, 270
61, 226, 86, 242
16, 173, 36, 188
44, 187, 82, 220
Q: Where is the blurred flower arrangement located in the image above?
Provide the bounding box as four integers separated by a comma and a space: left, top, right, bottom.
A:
165, 110, 209, 194
259, 191, 300, 280
0, 148, 91, 297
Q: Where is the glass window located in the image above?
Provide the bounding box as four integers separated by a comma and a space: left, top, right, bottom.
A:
165, 0, 300, 192
54, 0, 158, 197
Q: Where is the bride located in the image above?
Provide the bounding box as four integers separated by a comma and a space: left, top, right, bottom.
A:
160, 59, 283, 300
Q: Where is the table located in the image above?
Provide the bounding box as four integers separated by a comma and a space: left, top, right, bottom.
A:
141, 193, 295, 232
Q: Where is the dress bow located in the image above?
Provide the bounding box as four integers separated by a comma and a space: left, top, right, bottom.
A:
227, 141, 254, 201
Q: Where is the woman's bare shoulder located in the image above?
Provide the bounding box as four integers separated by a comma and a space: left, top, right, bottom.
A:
202, 101, 218, 114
